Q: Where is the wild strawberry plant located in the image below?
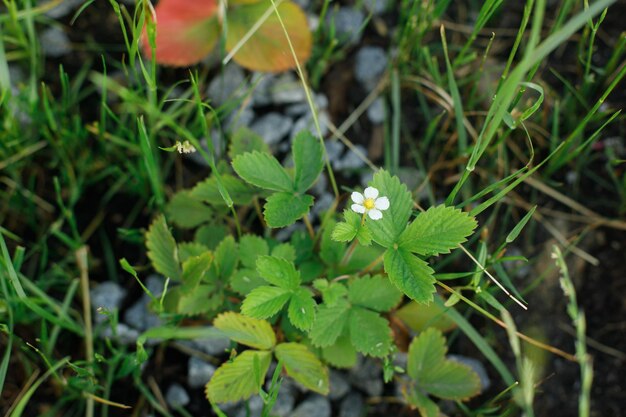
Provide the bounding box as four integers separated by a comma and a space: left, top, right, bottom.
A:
140, 129, 481, 413
143, 0, 311, 71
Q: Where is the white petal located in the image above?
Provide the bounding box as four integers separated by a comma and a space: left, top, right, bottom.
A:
368, 209, 383, 220
364, 187, 379, 199
351, 191, 364, 204
351, 204, 366, 214
375, 196, 390, 210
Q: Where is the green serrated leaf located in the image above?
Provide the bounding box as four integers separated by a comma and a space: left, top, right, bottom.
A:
321, 335, 357, 368
239, 235, 269, 269
195, 224, 227, 249
275, 343, 329, 394
349, 307, 392, 357
407, 328, 481, 400
206, 350, 272, 403
191, 174, 257, 206
264, 192, 314, 228
366, 170, 413, 248
230, 268, 266, 295
166, 191, 214, 229
271, 243, 296, 263
348, 275, 403, 312
256, 256, 300, 290
420, 359, 481, 400
309, 299, 350, 347
146, 215, 181, 281
287, 287, 316, 331
313, 279, 348, 306
384, 248, 436, 303
332, 210, 372, 246
241, 286, 291, 319
178, 285, 222, 315
292, 131, 324, 193
232, 151, 293, 192
213, 312, 275, 350
398, 205, 477, 255
214, 236, 238, 279
178, 242, 210, 263
406, 389, 440, 417
181, 252, 213, 289
228, 127, 270, 159
396, 298, 456, 333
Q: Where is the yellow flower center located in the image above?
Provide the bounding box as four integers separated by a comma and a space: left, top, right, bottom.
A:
363, 198, 376, 210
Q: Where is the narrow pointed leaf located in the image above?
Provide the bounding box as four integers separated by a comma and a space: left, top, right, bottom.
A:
384, 248, 436, 303
146, 215, 181, 281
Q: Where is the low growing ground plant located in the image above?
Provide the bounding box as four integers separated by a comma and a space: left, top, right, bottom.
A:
136, 129, 483, 415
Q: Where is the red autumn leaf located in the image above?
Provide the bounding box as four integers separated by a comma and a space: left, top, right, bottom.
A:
225, 0, 312, 72
143, 0, 221, 66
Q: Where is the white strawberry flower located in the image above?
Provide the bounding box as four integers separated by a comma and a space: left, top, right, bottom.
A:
351, 186, 390, 220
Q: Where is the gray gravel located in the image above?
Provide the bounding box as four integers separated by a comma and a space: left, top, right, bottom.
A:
165, 383, 190, 408
327, 8, 365, 45
251, 113, 294, 146
187, 356, 217, 388
354, 46, 388, 91
367, 98, 386, 124
207, 64, 247, 107
339, 392, 365, 417
40, 27, 72, 57
348, 357, 383, 397
328, 370, 350, 400
449, 354, 491, 391
90, 281, 127, 322
289, 395, 331, 417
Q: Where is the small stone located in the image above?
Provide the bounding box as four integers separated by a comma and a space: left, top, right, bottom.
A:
90, 282, 127, 322
448, 355, 491, 391
270, 73, 307, 104
348, 357, 383, 397
339, 392, 365, 417
327, 8, 365, 45
311, 192, 335, 220
363, 0, 390, 15
335, 145, 367, 171
190, 331, 231, 356
325, 141, 345, 166
250, 73, 276, 106
207, 65, 247, 107
235, 395, 263, 417
328, 370, 350, 400
187, 133, 223, 166
268, 379, 296, 417
310, 173, 328, 196
123, 295, 162, 332
165, 383, 190, 408
40, 27, 72, 57
251, 113, 293, 146
226, 106, 256, 131
146, 275, 166, 297
45, 0, 83, 18
101, 323, 139, 345
354, 47, 388, 91
291, 0, 310, 10
290, 395, 331, 417
366, 98, 386, 124
290, 111, 330, 141
285, 94, 328, 116
187, 356, 217, 388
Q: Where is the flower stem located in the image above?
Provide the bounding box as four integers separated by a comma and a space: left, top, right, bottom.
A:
361, 252, 386, 274
302, 214, 315, 240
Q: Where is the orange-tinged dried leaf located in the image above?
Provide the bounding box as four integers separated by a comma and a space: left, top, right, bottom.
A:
226, 1, 311, 72
144, 0, 221, 66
